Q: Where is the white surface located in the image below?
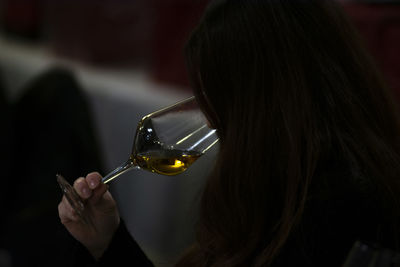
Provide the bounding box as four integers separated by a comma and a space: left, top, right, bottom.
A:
0, 36, 217, 266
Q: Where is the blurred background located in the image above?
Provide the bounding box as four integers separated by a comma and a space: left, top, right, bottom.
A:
0, 0, 399, 266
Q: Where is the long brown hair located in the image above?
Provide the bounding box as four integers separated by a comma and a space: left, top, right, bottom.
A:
179, 0, 400, 266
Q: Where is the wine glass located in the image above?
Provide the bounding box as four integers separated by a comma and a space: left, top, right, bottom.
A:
57, 96, 219, 222
342, 241, 400, 267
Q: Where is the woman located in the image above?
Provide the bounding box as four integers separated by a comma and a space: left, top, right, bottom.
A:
58, 0, 400, 266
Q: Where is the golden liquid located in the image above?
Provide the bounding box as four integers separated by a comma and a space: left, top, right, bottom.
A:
132, 150, 202, 176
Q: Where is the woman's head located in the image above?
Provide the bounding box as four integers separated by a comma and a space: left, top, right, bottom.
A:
182, 0, 400, 266
186, 0, 399, 140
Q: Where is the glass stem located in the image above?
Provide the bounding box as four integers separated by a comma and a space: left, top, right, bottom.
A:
101, 159, 139, 184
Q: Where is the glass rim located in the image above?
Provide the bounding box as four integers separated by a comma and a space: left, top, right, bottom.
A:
141, 96, 199, 122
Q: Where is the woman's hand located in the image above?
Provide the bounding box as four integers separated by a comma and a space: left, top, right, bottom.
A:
58, 172, 120, 260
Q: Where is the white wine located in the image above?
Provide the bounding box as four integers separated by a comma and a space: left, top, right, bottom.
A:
132, 149, 202, 176
58, 96, 219, 222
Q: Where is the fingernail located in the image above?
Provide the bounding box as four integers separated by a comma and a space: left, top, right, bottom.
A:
89, 181, 97, 189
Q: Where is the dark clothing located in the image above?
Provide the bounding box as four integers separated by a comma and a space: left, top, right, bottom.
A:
70, 160, 398, 266
274, 160, 392, 266
70, 220, 153, 267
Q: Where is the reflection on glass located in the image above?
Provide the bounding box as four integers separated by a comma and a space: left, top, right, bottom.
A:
57, 96, 219, 223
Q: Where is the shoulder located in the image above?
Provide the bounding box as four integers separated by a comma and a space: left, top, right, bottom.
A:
276, 166, 391, 266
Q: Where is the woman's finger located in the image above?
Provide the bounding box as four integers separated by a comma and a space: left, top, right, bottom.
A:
58, 195, 79, 223
85, 172, 109, 205
86, 172, 102, 190
74, 177, 92, 199
89, 183, 109, 206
